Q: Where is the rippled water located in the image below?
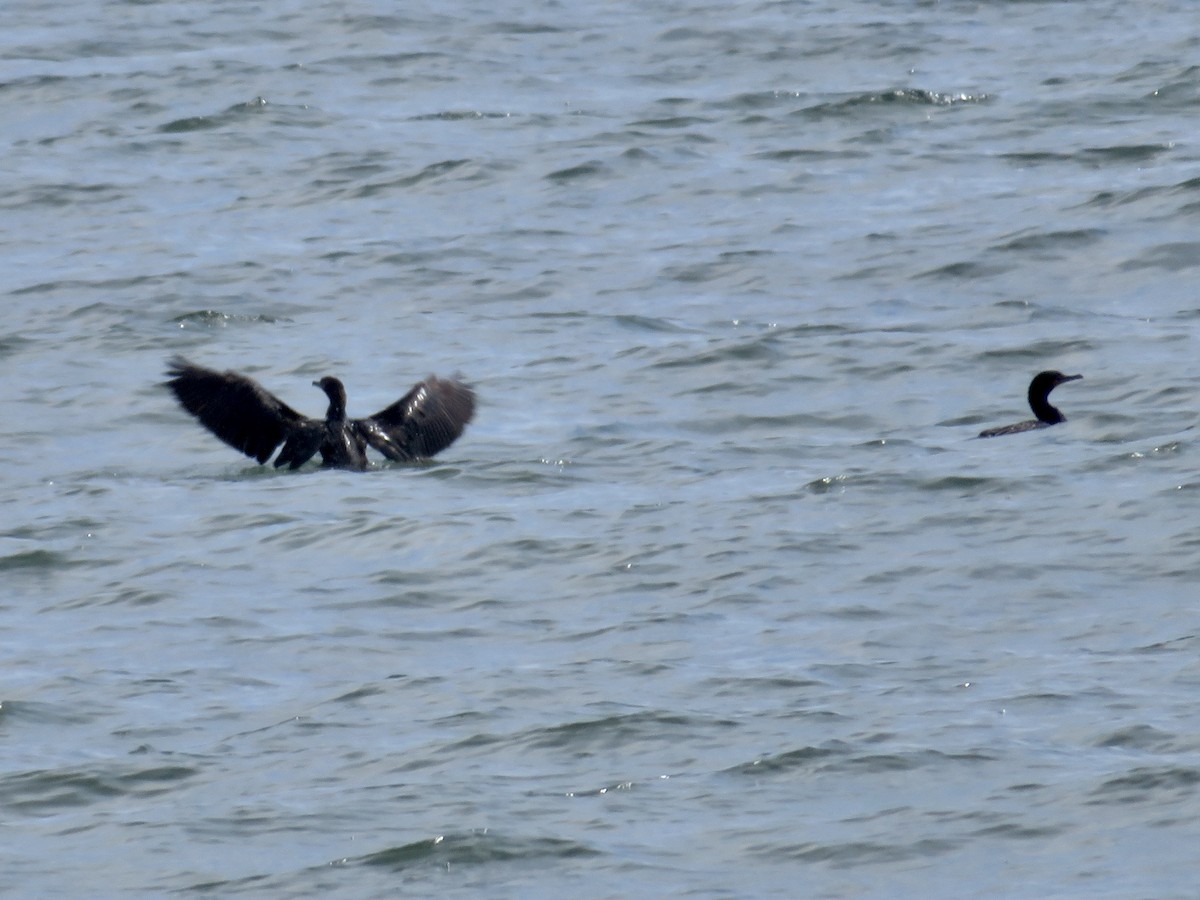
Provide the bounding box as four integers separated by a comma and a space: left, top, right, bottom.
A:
4, 1, 1200, 896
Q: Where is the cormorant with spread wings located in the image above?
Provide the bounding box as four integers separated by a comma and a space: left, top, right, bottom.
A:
166, 356, 475, 470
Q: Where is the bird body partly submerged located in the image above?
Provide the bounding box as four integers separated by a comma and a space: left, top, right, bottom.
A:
166, 357, 475, 470
978, 370, 1081, 438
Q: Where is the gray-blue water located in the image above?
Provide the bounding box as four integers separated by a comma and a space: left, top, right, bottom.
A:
3, 1, 1200, 896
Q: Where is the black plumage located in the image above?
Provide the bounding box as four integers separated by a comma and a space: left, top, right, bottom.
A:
166, 357, 475, 470
978, 370, 1082, 438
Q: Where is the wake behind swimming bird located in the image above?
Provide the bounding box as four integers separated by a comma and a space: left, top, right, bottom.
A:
978, 370, 1082, 438
166, 357, 475, 470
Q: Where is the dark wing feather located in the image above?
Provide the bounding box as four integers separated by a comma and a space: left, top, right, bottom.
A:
275, 422, 326, 469
978, 419, 1045, 438
165, 356, 312, 464
356, 376, 476, 461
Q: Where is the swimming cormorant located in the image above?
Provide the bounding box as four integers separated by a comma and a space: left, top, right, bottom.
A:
978, 370, 1081, 438
166, 357, 475, 470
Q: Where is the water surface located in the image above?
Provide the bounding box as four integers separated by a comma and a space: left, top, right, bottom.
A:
3, 1, 1200, 896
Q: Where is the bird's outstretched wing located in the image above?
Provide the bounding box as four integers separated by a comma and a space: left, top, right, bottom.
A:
355, 376, 476, 462
165, 356, 318, 466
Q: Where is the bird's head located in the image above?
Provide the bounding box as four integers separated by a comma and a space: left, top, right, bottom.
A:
313, 376, 348, 419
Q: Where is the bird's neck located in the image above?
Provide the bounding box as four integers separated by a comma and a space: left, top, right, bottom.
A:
1029, 394, 1064, 424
